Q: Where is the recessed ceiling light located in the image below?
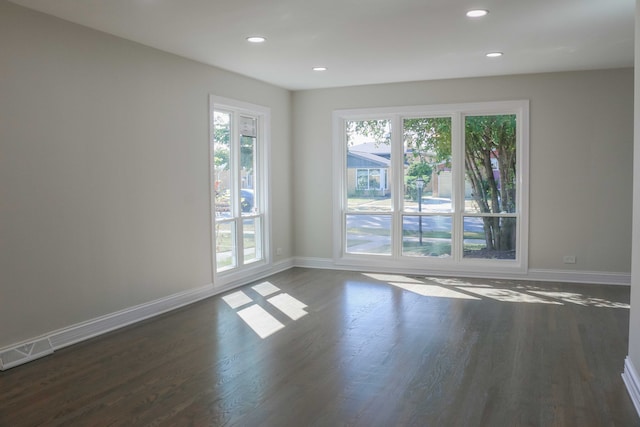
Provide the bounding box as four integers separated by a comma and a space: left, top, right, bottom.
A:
247, 36, 266, 43
466, 9, 489, 18
312, 67, 328, 71
486, 52, 503, 58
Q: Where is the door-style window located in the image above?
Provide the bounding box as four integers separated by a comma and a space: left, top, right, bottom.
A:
211, 97, 269, 277
334, 101, 529, 274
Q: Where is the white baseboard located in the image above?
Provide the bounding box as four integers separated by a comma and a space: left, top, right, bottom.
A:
527, 269, 630, 286
0, 259, 298, 371
623, 356, 640, 418
269, 257, 296, 274
48, 283, 219, 350
0, 283, 218, 371
294, 257, 631, 286
294, 257, 335, 270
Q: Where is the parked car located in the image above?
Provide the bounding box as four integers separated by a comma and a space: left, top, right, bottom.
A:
215, 189, 254, 213
240, 189, 254, 212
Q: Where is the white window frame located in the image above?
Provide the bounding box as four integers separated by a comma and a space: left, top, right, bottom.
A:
210, 95, 272, 288
332, 100, 529, 275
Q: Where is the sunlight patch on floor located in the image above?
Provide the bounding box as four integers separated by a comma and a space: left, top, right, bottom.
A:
267, 293, 308, 320
456, 287, 563, 305
236, 305, 285, 338
252, 281, 281, 296
359, 274, 628, 308
529, 291, 630, 309
222, 291, 253, 309
425, 277, 493, 288
223, 285, 309, 338
389, 282, 481, 300
363, 273, 424, 284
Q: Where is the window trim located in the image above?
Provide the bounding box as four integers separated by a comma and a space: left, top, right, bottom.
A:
332, 100, 529, 275
210, 95, 272, 287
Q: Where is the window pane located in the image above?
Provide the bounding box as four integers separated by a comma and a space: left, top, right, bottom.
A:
368, 169, 381, 189
240, 116, 257, 216
243, 217, 262, 264
346, 214, 391, 255
357, 169, 369, 190
215, 221, 236, 271
463, 216, 516, 259
214, 111, 232, 219
402, 215, 451, 257
464, 115, 517, 214
346, 120, 392, 212
403, 117, 452, 213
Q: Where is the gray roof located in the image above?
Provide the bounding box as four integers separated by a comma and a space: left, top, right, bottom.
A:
347, 151, 390, 168
349, 142, 391, 155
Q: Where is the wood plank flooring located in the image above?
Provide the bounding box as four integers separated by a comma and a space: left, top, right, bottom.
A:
1, 268, 638, 426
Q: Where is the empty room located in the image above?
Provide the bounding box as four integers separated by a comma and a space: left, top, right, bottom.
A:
1, 0, 640, 425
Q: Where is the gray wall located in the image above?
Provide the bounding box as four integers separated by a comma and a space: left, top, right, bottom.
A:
0, 1, 293, 348
292, 69, 634, 273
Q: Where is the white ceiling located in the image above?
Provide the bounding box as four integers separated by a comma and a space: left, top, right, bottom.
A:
10, 0, 635, 91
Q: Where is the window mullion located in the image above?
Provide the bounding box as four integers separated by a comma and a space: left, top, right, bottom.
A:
391, 114, 404, 259
231, 114, 245, 267
451, 112, 464, 262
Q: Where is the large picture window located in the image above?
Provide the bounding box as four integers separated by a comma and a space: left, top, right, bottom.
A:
333, 101, 529, 274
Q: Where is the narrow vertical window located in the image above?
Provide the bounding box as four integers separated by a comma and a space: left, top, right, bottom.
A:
211, 97, 270, 280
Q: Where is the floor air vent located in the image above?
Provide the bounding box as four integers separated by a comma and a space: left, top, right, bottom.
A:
0, 337, 53, 371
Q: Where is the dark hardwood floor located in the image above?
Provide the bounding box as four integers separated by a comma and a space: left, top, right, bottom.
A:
1, 268, 638, 426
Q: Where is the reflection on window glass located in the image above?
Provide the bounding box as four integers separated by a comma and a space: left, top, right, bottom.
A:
402, 215, 451, 257
357, 169, 369, 190
346, 214, 391, 255
368, 169, 381, 189
355, 169, 387, 191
